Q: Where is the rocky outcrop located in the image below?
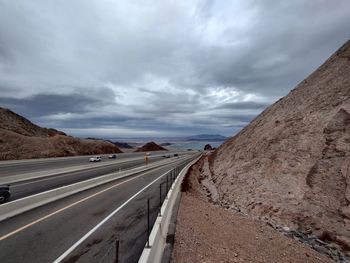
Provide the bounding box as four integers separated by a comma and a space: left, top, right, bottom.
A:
0, 107, 122, 160
204, 144, 213, 151
193, 40, 350, 255
0, 107, 66, 137
134, 141, 167, 152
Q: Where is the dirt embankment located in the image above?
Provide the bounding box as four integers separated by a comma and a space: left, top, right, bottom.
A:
172, 155, 334, 263
186, 40, 350, 259
0, 107, 122, 160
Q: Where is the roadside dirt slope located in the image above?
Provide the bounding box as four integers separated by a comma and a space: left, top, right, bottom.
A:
0, 107, 122, 160
172, 158, 333, 262
196, 41, 350, 253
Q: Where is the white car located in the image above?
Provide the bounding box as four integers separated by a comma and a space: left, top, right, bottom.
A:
89, 156, 101, 162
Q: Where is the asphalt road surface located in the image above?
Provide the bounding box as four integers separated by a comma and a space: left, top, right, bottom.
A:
7, 155, 167, 201
0, 154, 197, 263
0, 150, 182, 177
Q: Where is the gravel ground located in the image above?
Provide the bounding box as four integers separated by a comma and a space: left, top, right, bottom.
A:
172, 191, 334, 263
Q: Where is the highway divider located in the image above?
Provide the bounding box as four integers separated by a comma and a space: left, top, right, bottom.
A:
0, 153, 191, 184
138, 154, 202, 263
0, 155, 193, 222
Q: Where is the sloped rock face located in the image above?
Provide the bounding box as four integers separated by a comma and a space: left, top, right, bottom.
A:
202, 41, 350, 251
204, 144, 213, 150
0, 107, 122, 160
134, 141, 167, 152
0, 107, 66, 137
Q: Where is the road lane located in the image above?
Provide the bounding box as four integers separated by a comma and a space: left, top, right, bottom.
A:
0, 155, 197, 263
7, 155, 166, 201
0, 150, 184, 177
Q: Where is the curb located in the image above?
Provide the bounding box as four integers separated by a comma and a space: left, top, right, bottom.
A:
138, 154, 202, 263
0, 156, 190, 222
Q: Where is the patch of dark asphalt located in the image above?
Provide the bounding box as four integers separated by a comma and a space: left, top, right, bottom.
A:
86, 238, 103, 249
92, 210, 107, 217
63, 238, 103, 263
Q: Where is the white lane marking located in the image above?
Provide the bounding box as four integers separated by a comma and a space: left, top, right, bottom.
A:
0, 159, 186, 241
0, 172, 146, 241
0, 153, 174, 185
12, 159, 144, 187
3, 156, 186, 206
53, 168, 173, 263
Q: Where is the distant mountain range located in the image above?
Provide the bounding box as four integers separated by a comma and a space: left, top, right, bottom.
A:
185, 134, 227, 141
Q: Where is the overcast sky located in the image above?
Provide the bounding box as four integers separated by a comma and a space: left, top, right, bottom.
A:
0, 1, 349, 138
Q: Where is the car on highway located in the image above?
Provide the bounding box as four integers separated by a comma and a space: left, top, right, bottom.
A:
174, 153, 179, 157
89, 156, 102, 162
0, 185, 10, 203
162, 154, 171, 158
146, 152, 151, 156
108, 154, 117, 159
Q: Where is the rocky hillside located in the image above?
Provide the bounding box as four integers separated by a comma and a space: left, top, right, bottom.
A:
0, 107, 122, 160
196, 40, 350, 253
134, 141, 167, 152
0, 107, 66, 137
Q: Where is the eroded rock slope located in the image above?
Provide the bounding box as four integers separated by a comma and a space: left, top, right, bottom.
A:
201, 41, 350, 251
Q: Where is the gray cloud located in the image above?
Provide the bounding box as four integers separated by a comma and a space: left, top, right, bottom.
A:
215, 101, 270, 110
0, 0, 349, 137
0, 88, 116, 117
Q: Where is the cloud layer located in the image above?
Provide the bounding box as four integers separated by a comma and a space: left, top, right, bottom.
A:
0, 0, 349, 137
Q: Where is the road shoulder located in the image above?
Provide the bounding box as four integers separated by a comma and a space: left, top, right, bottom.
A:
171, 168, 333, 263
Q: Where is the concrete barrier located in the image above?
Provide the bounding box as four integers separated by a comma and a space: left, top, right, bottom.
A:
138, 154, 202, 263
0, 156, 191, 222
0, 153, 177, 184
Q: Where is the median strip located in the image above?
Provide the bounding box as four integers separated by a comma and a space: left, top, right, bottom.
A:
0, 156, 191, 222
0, 171, 149, 241
0, 153, 172, 184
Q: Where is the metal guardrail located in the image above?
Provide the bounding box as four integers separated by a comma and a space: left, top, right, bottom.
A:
95, 157, 196, 263
0, 156, 189, 222
138, 155, 202, 263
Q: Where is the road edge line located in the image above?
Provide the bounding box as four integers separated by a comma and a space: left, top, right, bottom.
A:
138, 154, 202, 263
0, 156, 189, 222
53, 163, 188, 263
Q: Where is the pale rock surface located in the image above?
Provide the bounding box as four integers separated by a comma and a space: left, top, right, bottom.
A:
199, 40, 350, 252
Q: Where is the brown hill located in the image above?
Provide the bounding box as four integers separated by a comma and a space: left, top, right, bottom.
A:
0, 107, 66, 137
194, 41, 350, 252
0, 107, 122, 160
134, 141, 167, 152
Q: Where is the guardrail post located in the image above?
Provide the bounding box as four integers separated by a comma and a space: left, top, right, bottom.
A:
159, 183, 162, 216
147, 198, 150, 248
114, 240, 119, 263
166, 176, 169, 196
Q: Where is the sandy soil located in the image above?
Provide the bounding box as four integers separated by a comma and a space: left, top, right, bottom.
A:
172, 191, 333, 263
